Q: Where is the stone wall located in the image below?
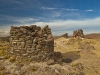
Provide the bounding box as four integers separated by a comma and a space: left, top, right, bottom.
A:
9, 25, 55, 61
73, 29, 84, 38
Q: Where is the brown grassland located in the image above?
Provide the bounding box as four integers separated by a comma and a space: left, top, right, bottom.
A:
0, 35, 100, 75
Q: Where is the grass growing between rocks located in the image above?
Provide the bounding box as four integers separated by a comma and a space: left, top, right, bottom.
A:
31, 66, 37, 72
0, 50, 9, 56
9, 57, 16, 62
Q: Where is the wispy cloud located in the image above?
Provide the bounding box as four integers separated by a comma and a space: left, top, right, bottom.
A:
41, 7, 96, 12
41, 7, 58, 10
1, 0, 22, 4
85, 9, 93, 12
40, 7, 81, 11
14, 18, 39, 23
65, 8, 81, 11
0, 15, 39, 24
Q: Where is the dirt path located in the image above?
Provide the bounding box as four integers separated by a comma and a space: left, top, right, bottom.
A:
55, 40, 68, 50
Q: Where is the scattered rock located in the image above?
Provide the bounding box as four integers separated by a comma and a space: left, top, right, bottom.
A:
62, 58, 72, 63
47, 59, 55, 65
79, 42, 95, 50
54, 69, 61, 75
0, 56, 5, 60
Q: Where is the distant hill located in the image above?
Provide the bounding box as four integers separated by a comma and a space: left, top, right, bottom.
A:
0, 36, 10, 42
0, 33, 100, 41
84, 33, 100, 39
54, 33, 100, 39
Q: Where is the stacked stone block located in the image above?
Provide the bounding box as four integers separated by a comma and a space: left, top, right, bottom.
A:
73, 29, 84, 38
9, 25, 54, 61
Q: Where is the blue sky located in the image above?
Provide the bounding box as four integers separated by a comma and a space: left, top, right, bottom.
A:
0, 0, 100, 36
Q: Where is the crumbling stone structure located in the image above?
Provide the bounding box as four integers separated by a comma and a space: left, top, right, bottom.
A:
73, 29, 84, 38
61, 33, 68, 38
9, 25, 55, 61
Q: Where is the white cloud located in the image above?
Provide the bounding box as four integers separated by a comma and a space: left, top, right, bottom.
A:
14, 18, 39, 23
1, 17, 100, 36
0, 29, 9, 37
32, 17, 100, 27
31, 17, 100, 35
85, 9, 93, 12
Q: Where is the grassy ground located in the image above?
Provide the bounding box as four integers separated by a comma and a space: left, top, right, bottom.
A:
54, 37, 100, 75
0, 38, 100, 75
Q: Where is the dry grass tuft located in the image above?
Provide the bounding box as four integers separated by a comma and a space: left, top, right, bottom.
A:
9, 57, 16, 62
30, 66, 37, 72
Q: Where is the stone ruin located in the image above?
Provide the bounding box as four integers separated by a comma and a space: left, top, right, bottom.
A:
61, 33, 68, 38
73, 29, 84, 38
9, 25, 62, 61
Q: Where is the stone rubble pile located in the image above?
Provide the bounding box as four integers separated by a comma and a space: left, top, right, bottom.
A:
73, 29, 84, 38
9, 25, 56, 61
61, 33, 68, 38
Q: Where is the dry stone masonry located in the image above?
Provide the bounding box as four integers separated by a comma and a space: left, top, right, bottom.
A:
73, 29, 84, 38
61, 33, 68, 38
9, 25, 56, 61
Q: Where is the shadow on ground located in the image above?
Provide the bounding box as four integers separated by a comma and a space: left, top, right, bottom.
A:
62, 51, 80, 61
